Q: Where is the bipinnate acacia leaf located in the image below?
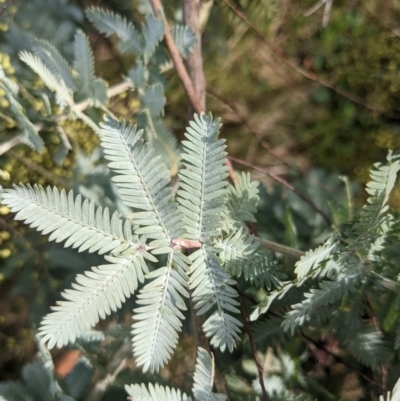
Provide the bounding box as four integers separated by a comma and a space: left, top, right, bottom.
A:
193, 348, 227, 401
178, 113, 228, 242
86, 7, 143, 55
132, 251, 189, 372
125, 383, 192, 401
40, 253, 148, 348
189, 247, 242, 352
1, 184, 138, 255
98, 116, 184, 244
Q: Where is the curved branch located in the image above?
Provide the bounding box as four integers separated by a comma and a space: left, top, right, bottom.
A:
228, 155, 332, 226
149, 0, 203, 114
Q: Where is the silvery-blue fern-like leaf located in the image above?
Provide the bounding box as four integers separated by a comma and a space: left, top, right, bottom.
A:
132, 250, 189, 372
125, 383, 192, 401
0, 83, 44, 151
19, 51, 73, 105
189, 247, 242, 352
140, 84, 166, 117
337, 324, 390, 370
252, 316, 287, 346
225, 172, 259, 227
98, 116, 184, 247
172, 24, 197, 59
142, 13, 164, 62
282, 254, 366, 333
40, 253, 148, 348
0, 184, 141, 255
34, 39, 77, 91
74, 30, 107, 105
193, 348, 227, 401
294, 238, 339, 279
367, 218, 394, 262
86, 7, 143, 55
216, 228, 283, 289
250, 282, 295, 321
74, 31, 95, 93
351, 151, 400, 244
178, 113, 229, 242
22, 360, 54, 401
127, 60, 149, 89
135, 112, 180, 174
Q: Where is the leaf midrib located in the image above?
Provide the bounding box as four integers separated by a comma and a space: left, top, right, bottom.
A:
120, 132, 172, 242
15, 190, 137, 248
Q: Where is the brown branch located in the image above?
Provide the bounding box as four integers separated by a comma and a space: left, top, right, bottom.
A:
221, 0, 400, 120
183, 0, 206, 112
301, 332, 386, 394
228, 155, 332, 226
239, 295, 269, 401
171, 236, 303, 258
0, 0, 14, 16
258, 237, 304, 258
149, 0, 203, 114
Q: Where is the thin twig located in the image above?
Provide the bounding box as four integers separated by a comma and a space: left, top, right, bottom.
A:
239, 295, 269, 401
0, 0, 14, 16
149, 0, 203, 114
258, 237, 304, 258
322, 0, 334, 28
86, 341, 130, 401
301, 332, 386, 394
303, 0, 326, 17
183, 0, 206, 112
221, 0, 400, 120
0, 135, 23, 155
171, 237, 303, 258
228, 155, 332, 226
207, 87, 290, 166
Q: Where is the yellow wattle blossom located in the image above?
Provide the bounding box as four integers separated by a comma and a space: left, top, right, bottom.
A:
0, 249, 11, 258
0, 231, 10, 241
0, 206, 10, 215
0, 169, 10, 180
0, 99, 9, 108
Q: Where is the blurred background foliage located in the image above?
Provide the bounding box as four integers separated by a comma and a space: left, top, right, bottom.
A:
1, 0, 400, 400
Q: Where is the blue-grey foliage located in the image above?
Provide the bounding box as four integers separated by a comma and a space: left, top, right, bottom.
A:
1, 113, 279, 372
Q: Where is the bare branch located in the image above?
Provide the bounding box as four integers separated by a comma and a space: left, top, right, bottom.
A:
0, 0, 14, 16
322, 0, 334, 28
228, 155, 332, 226
183, 0, 206, 112
239, 296, 269, 401
258, 238, 304, 258
303, 0, 326, 17
149, 0, 203, 114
